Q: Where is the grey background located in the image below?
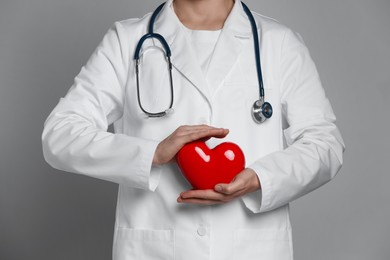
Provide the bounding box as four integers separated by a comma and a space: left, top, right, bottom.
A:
0, 0, 389, 259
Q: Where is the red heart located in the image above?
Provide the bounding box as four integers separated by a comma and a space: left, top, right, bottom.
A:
176, 141, 245, 190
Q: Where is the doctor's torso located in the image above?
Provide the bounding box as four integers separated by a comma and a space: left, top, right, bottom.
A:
111, 2, 291, 260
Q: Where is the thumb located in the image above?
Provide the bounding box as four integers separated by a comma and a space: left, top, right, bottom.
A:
214, 183, 228, 193
215, 177, 242, 195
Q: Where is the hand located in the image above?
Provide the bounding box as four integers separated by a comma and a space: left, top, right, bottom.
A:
177, 168, 261, 205
153, 125, 229, 165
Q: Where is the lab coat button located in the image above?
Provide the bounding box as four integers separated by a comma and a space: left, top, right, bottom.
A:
197, 226, 207, 236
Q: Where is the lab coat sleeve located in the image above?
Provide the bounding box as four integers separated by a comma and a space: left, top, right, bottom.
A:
42, 22, 161, 191
242, 29, 345, 213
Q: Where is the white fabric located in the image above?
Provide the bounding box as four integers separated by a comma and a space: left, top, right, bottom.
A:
42, 0, 345, 259
184, 27, 221, 94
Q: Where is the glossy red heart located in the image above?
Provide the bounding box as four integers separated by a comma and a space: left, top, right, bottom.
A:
176, 141, 245, 190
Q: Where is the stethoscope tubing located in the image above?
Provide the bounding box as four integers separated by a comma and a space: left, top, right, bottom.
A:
241, 2, 265, 99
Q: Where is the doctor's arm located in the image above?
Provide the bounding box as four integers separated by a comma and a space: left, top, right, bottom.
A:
42, 23, 155, 189
42, 22, 162, 190
241, 29, 345, 213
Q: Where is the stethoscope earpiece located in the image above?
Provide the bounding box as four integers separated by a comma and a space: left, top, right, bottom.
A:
252, 99, 273, 123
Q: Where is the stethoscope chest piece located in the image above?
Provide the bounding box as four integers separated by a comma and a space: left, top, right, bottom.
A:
252, 98, 273, 123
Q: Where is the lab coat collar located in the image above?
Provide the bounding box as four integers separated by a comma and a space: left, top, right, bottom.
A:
153, 0, 253, 101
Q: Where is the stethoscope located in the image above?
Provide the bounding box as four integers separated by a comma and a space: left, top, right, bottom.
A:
134, 1, 273, 123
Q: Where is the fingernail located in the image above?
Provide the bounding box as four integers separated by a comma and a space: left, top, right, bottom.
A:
215, 185, 222, 192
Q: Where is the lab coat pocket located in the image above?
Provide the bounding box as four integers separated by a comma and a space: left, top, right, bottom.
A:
113, 227, 174, 260
233, 229, 292, 260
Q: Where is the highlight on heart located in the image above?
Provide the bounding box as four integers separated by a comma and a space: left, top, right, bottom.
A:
176, 141, 245, 189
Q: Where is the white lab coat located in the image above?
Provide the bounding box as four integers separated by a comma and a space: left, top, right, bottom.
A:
42, 0, 345, 259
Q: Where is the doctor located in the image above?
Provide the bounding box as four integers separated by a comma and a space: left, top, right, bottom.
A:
42, 0, 345, 259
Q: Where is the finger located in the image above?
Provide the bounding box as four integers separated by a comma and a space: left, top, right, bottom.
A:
180, 189, 226, 201
198, 128, 229, 141
181, 128, 229, 143
215, 177, 245, 195
175, 125, 221, 134
209, 129, 230, 138
175, 126, 229, 143
178, 126, 228, 136
177, 197, 224, 205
